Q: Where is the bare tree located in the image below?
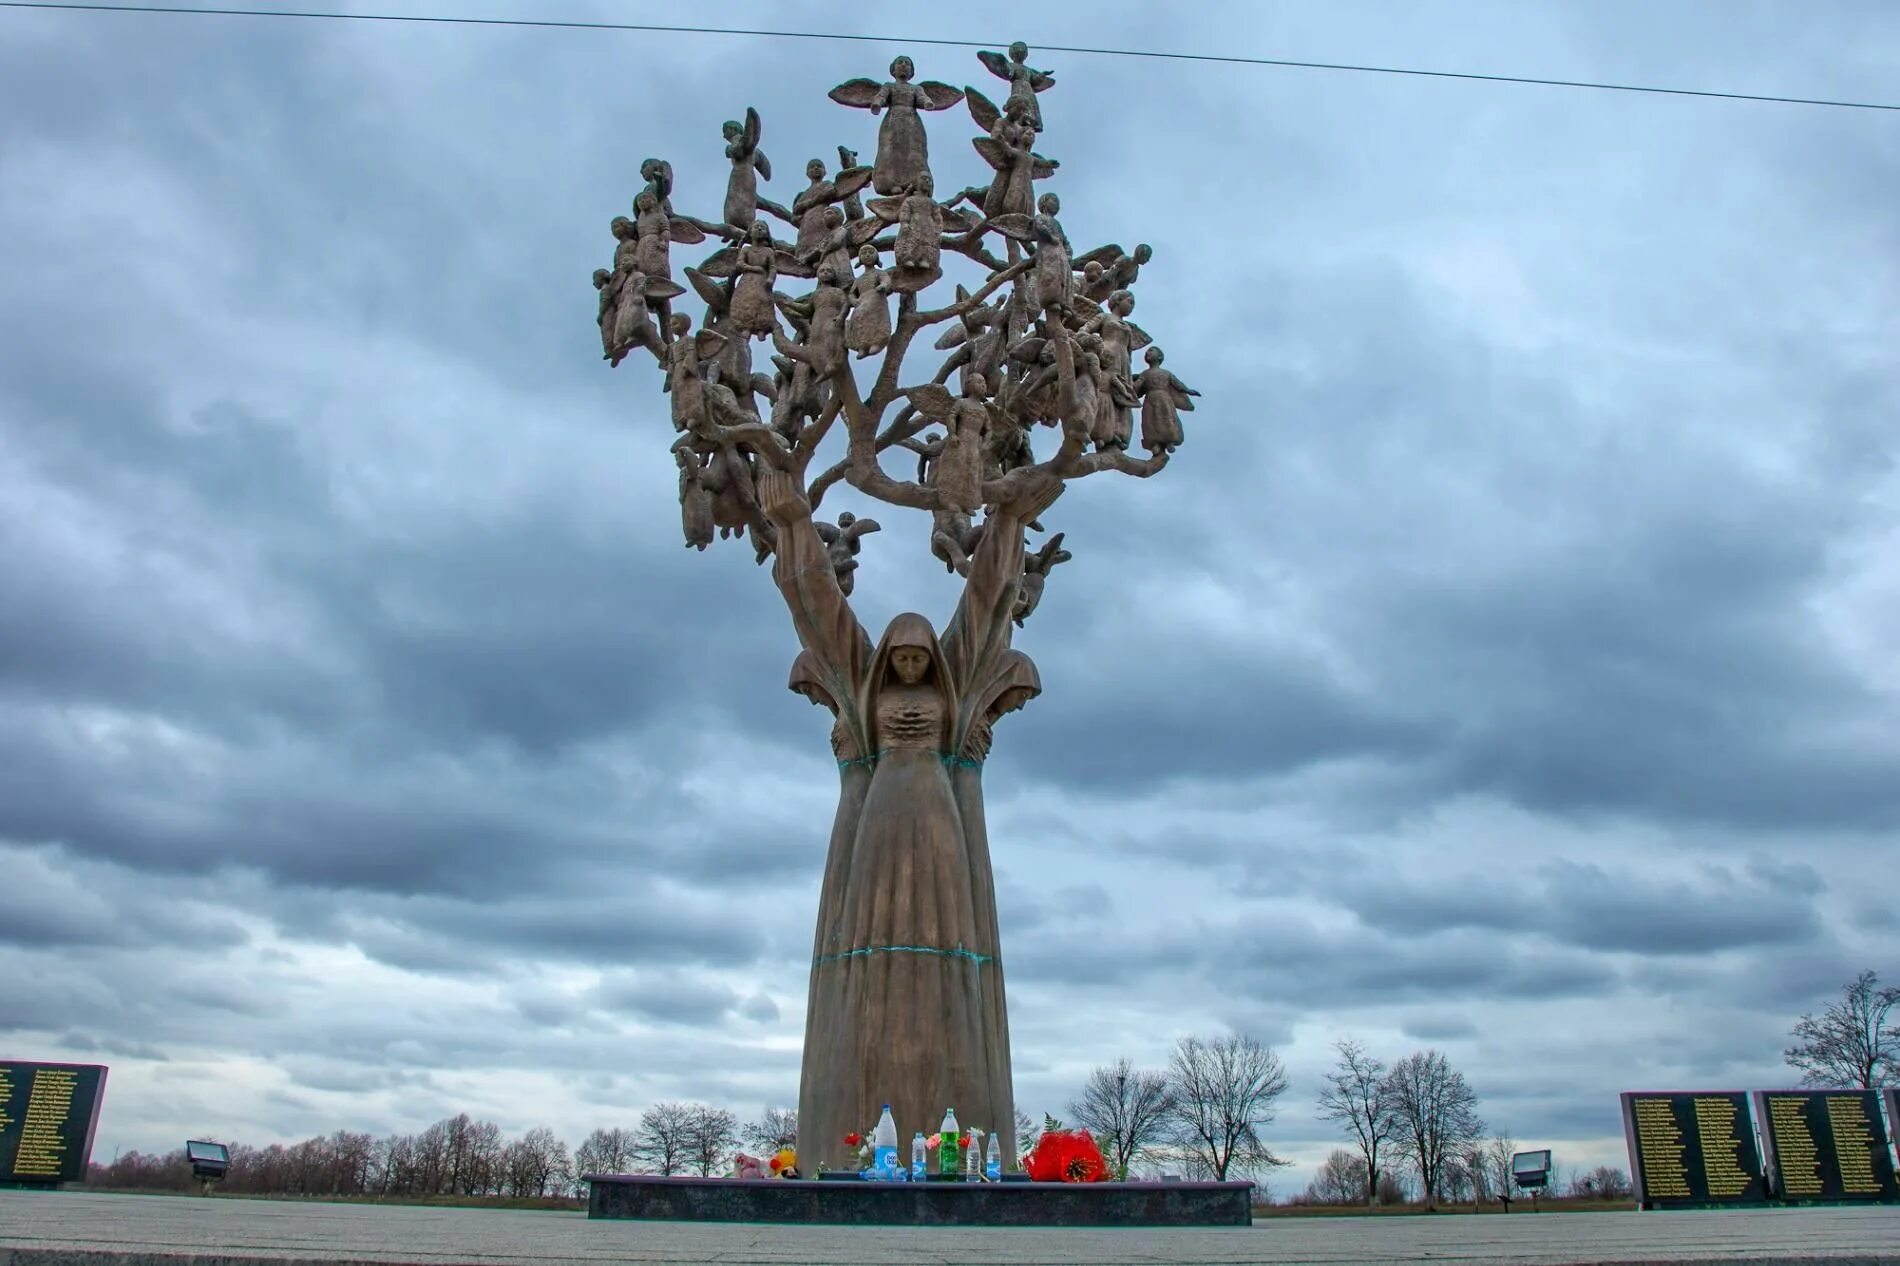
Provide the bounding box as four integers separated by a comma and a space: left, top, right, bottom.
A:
1482, 1133, 1517, 1208
631, 1102, 696, 1176
573, 1127, 639, 1178
1785, 970, 1900, 1089
1570, 1164, 1631, 1200
1068, 1058, 1175, 1179
1303, 1149, 1369, 1204
742, 1107, 798, 1155
684, 1105, 741, 1177
1315, 1037, 1396, 1206
1165, 1033, 1291, 1181
1383, 1050, 1483, 1209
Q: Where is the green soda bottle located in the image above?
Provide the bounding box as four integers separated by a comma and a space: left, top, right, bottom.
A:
938, 1108, 960, 1180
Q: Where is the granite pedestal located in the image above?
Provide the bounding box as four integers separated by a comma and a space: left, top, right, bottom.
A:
584, 1174, 1254, 1226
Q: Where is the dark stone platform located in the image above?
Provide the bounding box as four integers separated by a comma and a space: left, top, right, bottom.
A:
585, 1173, 1254, 1226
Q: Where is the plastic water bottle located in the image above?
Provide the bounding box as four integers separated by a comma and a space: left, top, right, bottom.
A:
939, 1108, 960, 1180
873, 1104, 899, 1178
985, 1132, 1002, 1182
911, 1132, 927, 1181
967, 1128, 983, 1180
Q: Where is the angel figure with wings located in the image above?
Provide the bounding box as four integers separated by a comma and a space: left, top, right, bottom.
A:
845, 243, 894, 359
1075, 242, 1153, 303
662, 312, 727, 433
772, 263, 851, 380
1013, 531, 1071, 626
814, 511, 882, 596
931, 287, 1005, 394
828, 55, 966, 196
977, 41, 1054, 132
905, 377, 995, 515
865, 171, 974, 294
631, 188, 705, 282
1078, 288, 1150, 382
960, 91, 1057, 221
1134, 345, 1200, 454
606, 217, 686, 366
722, 107, 793, 229
789, 157, 874, 259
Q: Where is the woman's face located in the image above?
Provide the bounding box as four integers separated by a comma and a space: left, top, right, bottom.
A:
891, 56, 914, 82
891, 646, 930, 685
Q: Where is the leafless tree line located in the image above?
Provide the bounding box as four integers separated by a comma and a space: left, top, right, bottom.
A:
88, 1103, 800, 1198
1061, 1033, 1292, 1182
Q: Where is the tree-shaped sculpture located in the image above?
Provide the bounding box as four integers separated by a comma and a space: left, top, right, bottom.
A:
594, 43, 1199, 1173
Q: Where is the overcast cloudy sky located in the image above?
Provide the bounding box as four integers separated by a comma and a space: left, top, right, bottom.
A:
2, 0, 1897, 1189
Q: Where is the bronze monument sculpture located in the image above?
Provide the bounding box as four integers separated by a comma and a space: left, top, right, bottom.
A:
593, 43, 1198, 1174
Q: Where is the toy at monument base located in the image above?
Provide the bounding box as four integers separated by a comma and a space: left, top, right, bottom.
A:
597, 33, 1201, 1178
730, 1152, 771, 1180
1023, 1128, 1112, 1183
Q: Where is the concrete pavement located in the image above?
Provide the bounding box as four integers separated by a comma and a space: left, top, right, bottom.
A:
2, 1190, 1898, 1264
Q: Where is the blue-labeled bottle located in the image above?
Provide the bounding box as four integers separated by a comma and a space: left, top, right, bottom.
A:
873, 1104, 899, 1177
985, 1132, 1002, 1182
911, 1132, 927, 1181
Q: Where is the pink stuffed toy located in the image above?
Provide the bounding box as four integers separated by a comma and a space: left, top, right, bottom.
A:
731, 1152, 770, 1180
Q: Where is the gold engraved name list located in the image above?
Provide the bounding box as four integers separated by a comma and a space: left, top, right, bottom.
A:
1767, 1097, 1821, 1197
1824, 1096, 1881, 1195
1633, 1098, 1690, 1198
12, 1068, 77, 1178
1693, 1097, 1754, 1197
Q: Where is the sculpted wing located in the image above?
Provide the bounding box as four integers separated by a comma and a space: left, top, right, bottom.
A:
1072, 243, 1124, 270
1028, 68, 1055, 92
964, 86, 1001, 133
1030, 154, 1059, 180
1127, 320, 1153, 351
984, 213, 1034, 241
743, 105, 762, 151
695, 248, 740, 280
645, 278, 687, 301
828, 78, 883, 108
917, 81, 965, 110
667, 219, 706, 245
865, 195, 904, 224
684, 265, 728, 308
848, 216, 885, 247
833, 166, 874, 199
975, 50, 1012, 83
970, 135, 1009, 173
904, 383, 958, 419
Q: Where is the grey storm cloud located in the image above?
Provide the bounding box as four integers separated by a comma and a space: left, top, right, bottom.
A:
0, 0, 1896, 1183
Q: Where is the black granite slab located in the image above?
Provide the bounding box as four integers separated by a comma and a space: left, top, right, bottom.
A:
585, 1173, 1253, 1226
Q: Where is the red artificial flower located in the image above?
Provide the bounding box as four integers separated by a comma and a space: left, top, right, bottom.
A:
843, 1132, 862, 1148
1023, 1129, 1111, 1183
768, 1155, 783, 1171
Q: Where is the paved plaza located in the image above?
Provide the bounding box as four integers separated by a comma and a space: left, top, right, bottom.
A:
2, 1191, 1898, 1265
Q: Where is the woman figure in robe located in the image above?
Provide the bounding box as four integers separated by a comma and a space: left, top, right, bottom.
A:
844, 243, 893, 358
1134, 345, 1199, 454
829, 55, 965, 196
790, 158, 873, 259
758, 463, 1052, 1172
729, 220, 780, 337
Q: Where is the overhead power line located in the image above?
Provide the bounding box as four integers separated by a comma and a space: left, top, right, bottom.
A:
5, 1, 1899, 114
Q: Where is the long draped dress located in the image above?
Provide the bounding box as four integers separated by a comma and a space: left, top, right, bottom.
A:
772, 490, 1041, 1172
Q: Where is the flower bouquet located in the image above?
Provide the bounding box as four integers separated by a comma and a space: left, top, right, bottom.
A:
1023, 1127, 1112, 1183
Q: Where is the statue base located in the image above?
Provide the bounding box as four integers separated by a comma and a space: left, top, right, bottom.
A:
584, 1174, 1253, 1226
